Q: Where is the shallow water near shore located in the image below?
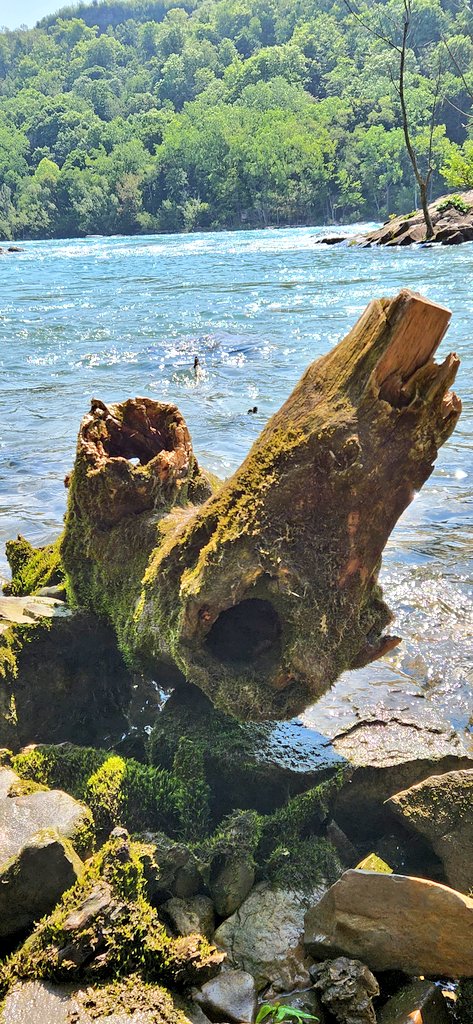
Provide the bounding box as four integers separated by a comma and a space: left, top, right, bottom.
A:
0, 225, 472, 741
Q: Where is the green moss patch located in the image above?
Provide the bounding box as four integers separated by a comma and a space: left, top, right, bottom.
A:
5, 536, 65, 597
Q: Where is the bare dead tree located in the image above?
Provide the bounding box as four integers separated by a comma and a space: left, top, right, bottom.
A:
344, 0, 440, 238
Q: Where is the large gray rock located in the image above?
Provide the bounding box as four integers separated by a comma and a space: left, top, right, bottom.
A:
0, 829, 83, 937
386, 769, 473, 893
319, 689, 473, 839
0, 979, 193, 1024
194, 970, 257, 1023
0, 774, 93, 863
215, 882, 326, 992
310, 958, 379, 1024
304, 869, 473, 976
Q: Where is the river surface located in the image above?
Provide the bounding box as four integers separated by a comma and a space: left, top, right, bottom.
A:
0, 226, 472, 740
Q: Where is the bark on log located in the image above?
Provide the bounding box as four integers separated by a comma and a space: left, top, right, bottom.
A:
62, 289, 461, 720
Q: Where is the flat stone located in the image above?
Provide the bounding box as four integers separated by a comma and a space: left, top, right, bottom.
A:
0, 786, 92, 864
0, 594, 72, 627
377, 980, 450, 1024
0, 830, 83, 938
316, 688, 473, 840
386, 769, 473, 893
304, 869, 473, 976
215, 882, 327, 992
194, 970, 257, 1023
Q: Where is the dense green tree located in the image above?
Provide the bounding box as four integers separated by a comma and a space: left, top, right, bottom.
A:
0, 0, 472, 238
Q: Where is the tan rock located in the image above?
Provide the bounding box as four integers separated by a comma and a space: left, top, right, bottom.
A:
386, 769, 473, 893
304, 870, 473, 976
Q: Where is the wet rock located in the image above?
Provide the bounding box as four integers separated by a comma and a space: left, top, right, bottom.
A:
386, 768, 473, 893
149, 686, 345, 818
0, 777, 93, 863
0, 595, 134, 749
456, 979, 473, 1024
321, 689, 473, 840
194, 970, 257, 1023
142, 832, 203, 902
310, 957, 379, 1024
162, 896, 215, 940
215, 882, 326, 992
1, 978, 194, 1024
261, 988, 324, 1018
0, 830, 83, 938
7, 245, 23, 253
304, 869, 473, 976
377, 980, 450, 1024
317, 236, 346, 245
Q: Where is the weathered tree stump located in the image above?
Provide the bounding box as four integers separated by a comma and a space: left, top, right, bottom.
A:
62, 290, 461, 720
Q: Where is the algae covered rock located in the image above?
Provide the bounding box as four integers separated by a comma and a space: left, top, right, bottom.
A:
1, 976, 194, 1024
0, 829, 83, 939
2, 830, 224, 995
0, 595, 134, 749
304, 869, 473, 976
386, 768, 473, 893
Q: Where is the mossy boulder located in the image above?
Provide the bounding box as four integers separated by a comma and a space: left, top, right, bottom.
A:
0, 766, 93, 861
0, 829, 83, 939
1, 831, 224, 997
4, 535, 64, 597
1, 976, 196, 1024
0, 596, 134, 750
148, 685, 345, 819
12, 744, 182, 840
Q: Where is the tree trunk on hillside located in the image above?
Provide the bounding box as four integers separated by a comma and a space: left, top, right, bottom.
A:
62, 289, 461, 721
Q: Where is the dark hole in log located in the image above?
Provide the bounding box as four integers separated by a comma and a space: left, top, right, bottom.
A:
103, 419, 178, 466
205, 598, 281, 664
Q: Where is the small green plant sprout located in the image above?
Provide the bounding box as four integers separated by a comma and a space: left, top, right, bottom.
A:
256, 1004, 319, 1024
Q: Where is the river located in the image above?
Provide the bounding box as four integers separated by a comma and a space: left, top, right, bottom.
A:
0, 226, 471, 741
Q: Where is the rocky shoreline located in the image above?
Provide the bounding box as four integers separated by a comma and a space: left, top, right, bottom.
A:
1, 584, 473, 1024
319, 190, 473, 247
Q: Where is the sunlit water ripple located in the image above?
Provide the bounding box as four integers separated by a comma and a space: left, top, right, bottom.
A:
1, 225, 472, 740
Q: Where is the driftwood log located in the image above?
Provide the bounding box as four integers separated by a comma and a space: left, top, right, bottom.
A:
62, 289, 461, 720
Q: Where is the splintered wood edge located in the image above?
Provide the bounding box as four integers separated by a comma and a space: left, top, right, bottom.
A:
374, 290, 452, 392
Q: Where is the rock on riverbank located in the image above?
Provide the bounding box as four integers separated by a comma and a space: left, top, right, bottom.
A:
319, 190, 473, 247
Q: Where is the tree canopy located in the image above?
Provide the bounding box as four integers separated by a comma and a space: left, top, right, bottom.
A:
0, 0, 472, 237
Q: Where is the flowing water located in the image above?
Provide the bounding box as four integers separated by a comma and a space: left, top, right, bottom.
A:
0, 226, 472, 740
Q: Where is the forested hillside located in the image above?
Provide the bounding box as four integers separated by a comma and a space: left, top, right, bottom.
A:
1, 0, 473, 238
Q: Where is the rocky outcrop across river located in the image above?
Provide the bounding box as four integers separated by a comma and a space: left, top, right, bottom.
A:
319, 190, 473, 246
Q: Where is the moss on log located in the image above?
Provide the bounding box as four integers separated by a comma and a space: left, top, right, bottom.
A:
62, 290, 461, 720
